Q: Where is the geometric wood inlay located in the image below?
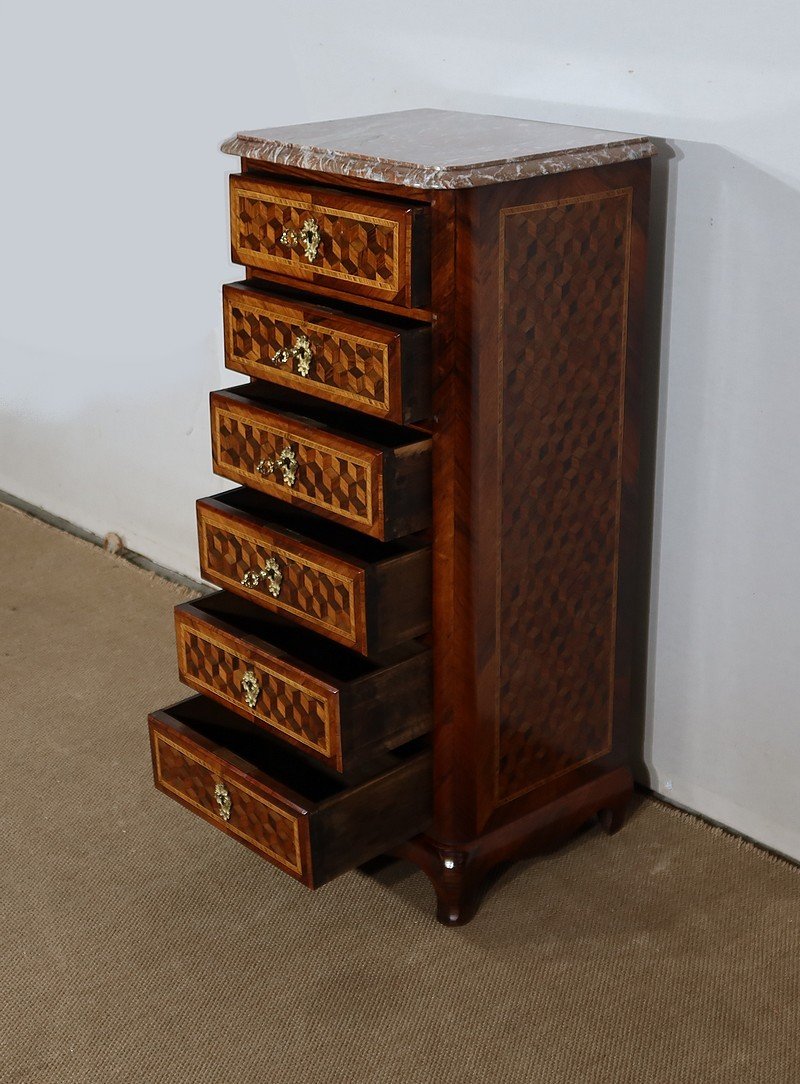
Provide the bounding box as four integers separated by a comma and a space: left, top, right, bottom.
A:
153, 731, 303, 876
177, 623, 335, 759
212, 403, 376, 531
224, 292, 392, 416
197, 509, 361, 649
496, 189, 632, 804
231, 181, 400, 294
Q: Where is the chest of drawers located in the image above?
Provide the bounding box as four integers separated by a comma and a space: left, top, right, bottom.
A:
147, 109, 655, 925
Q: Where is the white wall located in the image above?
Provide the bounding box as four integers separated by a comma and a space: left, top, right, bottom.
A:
2, 1, 799, 860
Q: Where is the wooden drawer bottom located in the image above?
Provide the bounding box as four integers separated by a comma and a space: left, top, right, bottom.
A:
148, 696, 432, 888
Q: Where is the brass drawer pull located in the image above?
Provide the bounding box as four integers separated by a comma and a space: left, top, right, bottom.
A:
279, 217, 321, 263
240, 669, 261, 709
214, 781, 232, 821
271, 334, 313, 377
240, 555, 283, 597
256, 445, 298, 487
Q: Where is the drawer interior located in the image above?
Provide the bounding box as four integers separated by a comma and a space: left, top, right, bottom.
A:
166, 693, 429, 779
204, 487, 429, 562
178, 590, 432, 773
233, 279, 429, 332
186, 589, 428, 681
226, 279, 428, 333
222, 382, 431, 451
152, 695, 433, 886
160, 695, 350, 797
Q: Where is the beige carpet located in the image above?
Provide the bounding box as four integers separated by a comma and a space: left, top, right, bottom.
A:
1, 503, 798, 1084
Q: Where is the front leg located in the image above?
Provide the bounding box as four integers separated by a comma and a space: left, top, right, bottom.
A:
392, 837, 486, 926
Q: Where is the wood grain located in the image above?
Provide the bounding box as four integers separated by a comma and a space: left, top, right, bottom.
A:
223, 282, 431, 423
149, 696, 432, 889
229, 174, 430, 307
210, 385, 432, 541
196, 490, 431, 655
175, 592, 432, 775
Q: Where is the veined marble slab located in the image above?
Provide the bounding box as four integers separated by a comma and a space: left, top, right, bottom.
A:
221, 108, 655, 190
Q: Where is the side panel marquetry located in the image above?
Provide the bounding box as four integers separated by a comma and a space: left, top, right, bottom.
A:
495, 188, 633, 804
175, 612, 341, 768
151, 726, 306, 881
197, 504, 367, 652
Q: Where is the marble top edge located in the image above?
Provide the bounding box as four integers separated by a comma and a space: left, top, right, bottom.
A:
220, 108, 655, 189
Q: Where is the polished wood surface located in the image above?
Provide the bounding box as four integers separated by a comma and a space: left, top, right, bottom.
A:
393, 766, 633, 925
196, 490, 431, 655
427, 160, 651, 844
229, 174, 430, 308
210, 385, 432, 540
148, 118, 653, 925
175, 592, 432, 775
223, 282, 431, 423
150, 696, 432, 888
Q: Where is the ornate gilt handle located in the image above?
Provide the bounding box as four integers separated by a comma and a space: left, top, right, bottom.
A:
240, 669, 261, 709
279, 217, 321, 263
240, 555, 283, 597
214, 781, 232, 821
271, 334, 313, 378
256, 444, 298, 487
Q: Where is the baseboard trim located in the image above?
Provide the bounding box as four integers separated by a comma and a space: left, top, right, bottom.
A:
0, 488, 205, 594
637, 785, 799, 869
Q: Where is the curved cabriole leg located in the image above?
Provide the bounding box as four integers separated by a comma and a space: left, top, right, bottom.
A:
597, 798, 629, 835
391, 767, 635, 925
392, 838, 485, 926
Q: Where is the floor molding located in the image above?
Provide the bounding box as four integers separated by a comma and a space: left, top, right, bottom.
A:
639, 787, 798, 869
0, 489, 205, 594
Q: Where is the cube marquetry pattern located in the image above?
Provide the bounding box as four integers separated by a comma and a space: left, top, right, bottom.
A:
178, 626, 334, 760
234, 190, 399, 293
153, 731, 302, 876
496, 189, 632, 804
198, 513, 361, 648
226, 296, 391, 416
213, 406, 376, 533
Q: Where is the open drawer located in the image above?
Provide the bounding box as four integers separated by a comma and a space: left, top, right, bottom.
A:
149, 696, 432, 888
228, 174, 430, 308
175, 591, 432, 775
222, 283, 431, 423
196, 489, 431, 655
210, 384, 431, 541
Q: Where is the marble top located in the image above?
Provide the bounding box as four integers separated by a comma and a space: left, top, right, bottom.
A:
221, 108, 655, 190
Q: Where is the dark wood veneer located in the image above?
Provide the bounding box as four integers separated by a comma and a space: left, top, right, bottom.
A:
196, 489, 432, 655
222, 282, 431, 423
175, 591, 432, 776
395, 159, 652, 920
229, 174, 430, 308
148, 119, 654, 925
150, 696, 432, 888
210, 385, 432, 541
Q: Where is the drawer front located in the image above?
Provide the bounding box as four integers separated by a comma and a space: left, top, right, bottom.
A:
175, 596, 434, 775
151, 723, 308, 880
197, 503, 368, 651
211, 393, 383, 537
229, 175, 428, 306
150, 698, 432, 889
176, 608, 342, 768
223, 284, 430, 423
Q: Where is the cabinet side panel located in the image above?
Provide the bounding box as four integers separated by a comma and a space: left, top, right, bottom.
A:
494, 188, 632, 806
